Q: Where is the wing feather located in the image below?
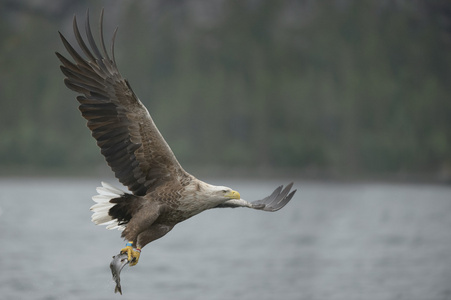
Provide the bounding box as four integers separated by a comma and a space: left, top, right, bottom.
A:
215, 183, 297, 212
57, 10, 189, 196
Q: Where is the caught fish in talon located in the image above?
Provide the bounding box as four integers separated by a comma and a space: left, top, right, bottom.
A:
57, 8, 297, 295
110, 252, 130, 295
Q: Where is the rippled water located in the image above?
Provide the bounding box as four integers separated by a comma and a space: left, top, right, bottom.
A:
1, 178, 451, 300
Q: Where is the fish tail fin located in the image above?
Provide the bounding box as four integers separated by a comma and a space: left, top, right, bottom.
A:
90, 181, 132, 231
114, 284, 122, 295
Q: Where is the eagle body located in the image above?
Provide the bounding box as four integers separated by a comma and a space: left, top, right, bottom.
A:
93, 177, 241, 248
57, 10, 296, 271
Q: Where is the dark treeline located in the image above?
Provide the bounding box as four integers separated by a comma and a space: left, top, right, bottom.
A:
1, 0, 450, 180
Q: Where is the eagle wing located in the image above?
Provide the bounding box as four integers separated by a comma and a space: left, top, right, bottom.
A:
216, 183, 296, 211
56, 10, 188, 196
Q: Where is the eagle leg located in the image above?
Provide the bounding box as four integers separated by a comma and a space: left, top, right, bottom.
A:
120, 241, 141, 266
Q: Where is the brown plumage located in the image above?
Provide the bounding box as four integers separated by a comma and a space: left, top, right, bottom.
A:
56, 10, 296, 256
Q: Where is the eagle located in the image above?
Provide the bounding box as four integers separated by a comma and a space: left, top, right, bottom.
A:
56, 10, 296, 270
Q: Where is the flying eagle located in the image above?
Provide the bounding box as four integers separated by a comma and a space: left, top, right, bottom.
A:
56, 10, 296, 271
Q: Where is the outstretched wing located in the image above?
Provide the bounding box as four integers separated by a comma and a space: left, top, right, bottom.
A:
56, 10, 189, 196
216, 183, 296, 212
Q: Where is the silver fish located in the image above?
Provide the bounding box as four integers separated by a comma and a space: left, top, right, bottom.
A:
110, 252, 129, 294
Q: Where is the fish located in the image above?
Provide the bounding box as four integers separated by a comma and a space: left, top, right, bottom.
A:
110, 252, 130, 294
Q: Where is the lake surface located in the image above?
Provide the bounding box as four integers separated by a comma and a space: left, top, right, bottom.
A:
0, 178, 450, 300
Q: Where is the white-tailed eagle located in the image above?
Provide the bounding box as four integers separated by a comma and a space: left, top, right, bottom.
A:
56, 9, 296, 286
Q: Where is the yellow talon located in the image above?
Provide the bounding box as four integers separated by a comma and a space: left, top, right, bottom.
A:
120, 242, 141, 266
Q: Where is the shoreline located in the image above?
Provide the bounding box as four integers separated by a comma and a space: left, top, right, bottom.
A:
1, 164, 449, 186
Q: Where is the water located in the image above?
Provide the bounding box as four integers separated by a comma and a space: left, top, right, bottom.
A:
1, 178, 451, 300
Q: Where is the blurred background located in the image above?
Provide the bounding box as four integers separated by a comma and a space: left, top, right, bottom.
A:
1, 0, 451, 181
2, 1, 451, 300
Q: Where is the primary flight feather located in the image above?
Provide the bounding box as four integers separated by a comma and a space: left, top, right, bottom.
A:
56, 10, 296, 294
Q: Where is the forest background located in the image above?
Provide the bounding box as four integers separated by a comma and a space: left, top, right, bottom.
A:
1, 0, 451, 182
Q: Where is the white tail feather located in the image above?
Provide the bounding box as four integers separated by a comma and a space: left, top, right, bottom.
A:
90, 182, 126, 231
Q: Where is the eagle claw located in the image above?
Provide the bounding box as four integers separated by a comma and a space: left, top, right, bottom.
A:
120, 245, 140, 266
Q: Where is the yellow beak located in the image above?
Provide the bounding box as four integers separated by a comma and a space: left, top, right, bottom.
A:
225, 190, 241, 199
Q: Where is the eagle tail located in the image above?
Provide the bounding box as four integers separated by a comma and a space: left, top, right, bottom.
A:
90, 182, 131, 231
